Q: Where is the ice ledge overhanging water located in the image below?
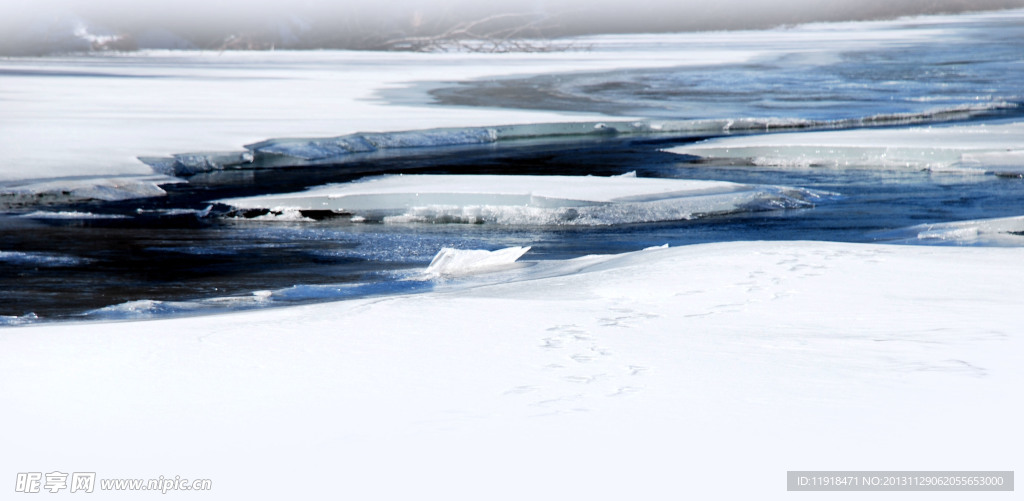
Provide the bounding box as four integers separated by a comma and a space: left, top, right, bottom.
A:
138, 102, 1021, 178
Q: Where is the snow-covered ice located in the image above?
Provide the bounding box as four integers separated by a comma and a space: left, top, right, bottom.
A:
0, 47, 728, 184
0, 174, 179, 208
1, 241, 1020, 499
666, 121, 1024, 172
876, 214, 1024, 246
217, 174, 827, 225
139, 119, 870, 176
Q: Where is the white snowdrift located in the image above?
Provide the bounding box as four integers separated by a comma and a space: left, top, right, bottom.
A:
667, 122, 1024, 172
217, 174, 827, 225
1, 241, 1020, 499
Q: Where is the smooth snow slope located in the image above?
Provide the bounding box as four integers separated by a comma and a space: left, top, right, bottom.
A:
2, 241, 1019, 499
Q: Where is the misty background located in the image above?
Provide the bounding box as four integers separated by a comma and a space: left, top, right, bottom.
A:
3, 0, 1024, 54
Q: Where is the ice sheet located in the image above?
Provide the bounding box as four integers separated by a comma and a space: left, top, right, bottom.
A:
0, 174, 179, 209
142, 119, 836, 175
667, 122, 1024, 171
0, 47, 739, 183
217, 174, 827, 225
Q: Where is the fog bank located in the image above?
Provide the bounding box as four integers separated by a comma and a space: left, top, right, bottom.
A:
3, 0, 1023, 54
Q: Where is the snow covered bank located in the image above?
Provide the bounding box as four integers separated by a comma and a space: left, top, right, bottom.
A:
2, 241, 1020, 499
217, 174, 828, 225
667, 121, 1024, 173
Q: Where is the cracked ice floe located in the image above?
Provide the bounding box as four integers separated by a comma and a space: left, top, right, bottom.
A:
216, 174, 828, 225
666, 121, 1024, 173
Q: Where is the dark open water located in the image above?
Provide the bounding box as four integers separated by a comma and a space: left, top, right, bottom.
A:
3, 126, 1023, 322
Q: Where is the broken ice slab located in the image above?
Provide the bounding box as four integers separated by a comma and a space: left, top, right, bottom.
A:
0, 175, 181, 209
139, 151, 254, 176
423, 246, 532, 278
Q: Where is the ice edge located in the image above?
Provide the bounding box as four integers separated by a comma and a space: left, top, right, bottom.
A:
138, 101, 1022, 177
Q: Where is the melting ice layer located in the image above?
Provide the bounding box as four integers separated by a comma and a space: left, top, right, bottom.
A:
216, 174, 827, 225
877, 215, 1024, 246
666, 122, 1024, 173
